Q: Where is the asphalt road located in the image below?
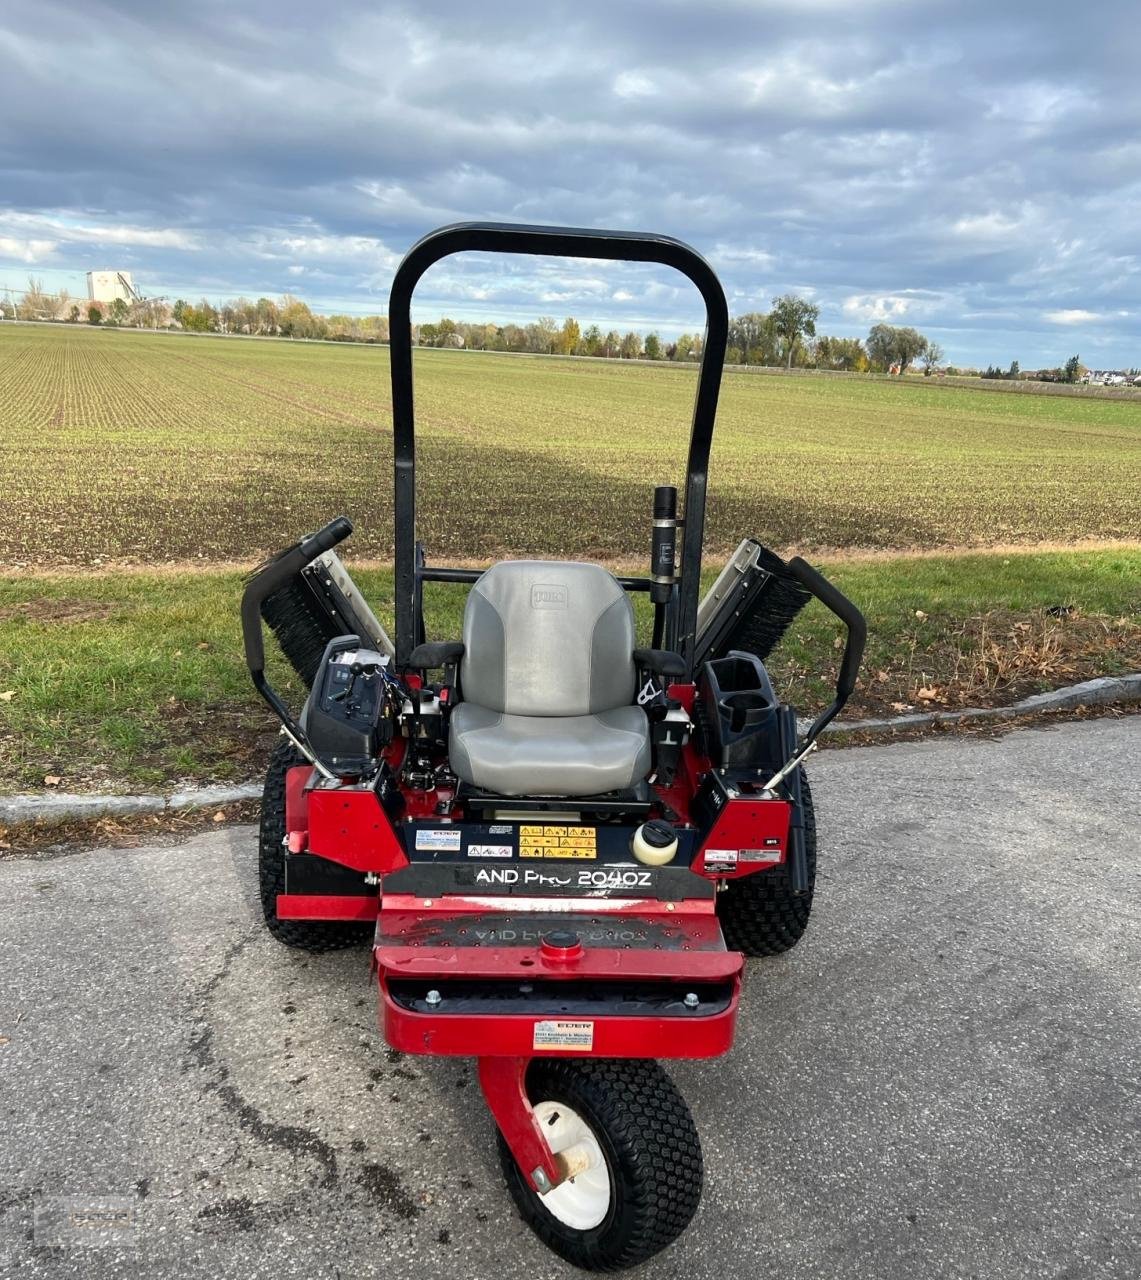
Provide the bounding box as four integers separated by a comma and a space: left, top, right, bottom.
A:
1, 718, 1138, 1280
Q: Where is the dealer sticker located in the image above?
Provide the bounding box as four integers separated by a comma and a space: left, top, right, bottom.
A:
467, 844, 513, 859
415, 828, 462, 852
533, 1020, 595, 1051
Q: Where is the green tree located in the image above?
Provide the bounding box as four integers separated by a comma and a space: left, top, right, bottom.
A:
728, 312, 777, 365
771, 294, 820, 368
87, 304, 102, 325
867, 323, 928, 374
108, 297, 129, 326
582, 324, 603, 356
1063, 354, 1081, 383
643, 332, 662, 360
814, 335, 868, 371
603, 330, 620, 358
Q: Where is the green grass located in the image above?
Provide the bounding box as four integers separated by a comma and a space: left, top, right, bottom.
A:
1, 548, 1137, 792
1, 324, 1138, 567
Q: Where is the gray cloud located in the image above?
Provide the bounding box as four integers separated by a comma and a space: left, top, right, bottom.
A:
1, 0, 1137, 365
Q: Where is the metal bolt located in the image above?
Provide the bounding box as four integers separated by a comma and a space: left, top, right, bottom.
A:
425, 989, 442, 1007
531, 1167, 552, 1194
683, 992, 699, 1009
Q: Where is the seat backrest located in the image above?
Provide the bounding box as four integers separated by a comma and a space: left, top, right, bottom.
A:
460, 560, 636, 716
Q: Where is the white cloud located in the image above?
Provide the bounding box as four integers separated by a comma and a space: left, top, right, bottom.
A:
0, 210, 197, 250
952, 211, 1024, 241
0, 235, 56, 262
1044, 308, 1100, 325
612, 289, 634, 302
613, 71, 655, 99
842, 293, 912, 322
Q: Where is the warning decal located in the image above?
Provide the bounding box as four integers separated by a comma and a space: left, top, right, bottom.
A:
533, 1020, 595, 1051
467, 844, 513, 859
519, 825, 597, 859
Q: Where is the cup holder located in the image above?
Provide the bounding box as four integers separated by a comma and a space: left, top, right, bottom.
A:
697, 650, 783, 768
721, 691, 772, 733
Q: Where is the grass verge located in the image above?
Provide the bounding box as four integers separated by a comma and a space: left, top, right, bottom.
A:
0, 547, 1137, 794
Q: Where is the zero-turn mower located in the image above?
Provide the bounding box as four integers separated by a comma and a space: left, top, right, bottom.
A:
241, 223, 865, 1270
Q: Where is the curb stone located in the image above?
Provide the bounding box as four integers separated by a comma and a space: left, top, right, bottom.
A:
2, 675, 1138, 828
0, 783, 262, 826
819, 672, 1141, 735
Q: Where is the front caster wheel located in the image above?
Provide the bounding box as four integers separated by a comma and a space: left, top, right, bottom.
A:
497, 1058, 702, 1271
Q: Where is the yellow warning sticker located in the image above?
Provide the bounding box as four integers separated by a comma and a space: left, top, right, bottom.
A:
519, 825, 597, 859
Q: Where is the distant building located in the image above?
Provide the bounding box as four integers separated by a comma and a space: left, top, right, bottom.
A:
86, 271, 137, 304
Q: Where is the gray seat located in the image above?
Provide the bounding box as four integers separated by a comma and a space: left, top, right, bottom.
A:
449, 561, 650, 797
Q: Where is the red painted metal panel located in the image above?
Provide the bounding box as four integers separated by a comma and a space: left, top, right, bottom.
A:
276, 893, 378, 921
379, 977, 740, 1058
375, 942, 741, 982
284, 764, 312, 850
695, 796, 792, 878
306, 787, 409, 875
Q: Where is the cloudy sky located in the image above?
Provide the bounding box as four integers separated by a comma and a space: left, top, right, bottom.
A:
1, 0, 1137, 367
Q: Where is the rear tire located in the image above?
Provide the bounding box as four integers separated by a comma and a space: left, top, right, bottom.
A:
716, 771, 816, 956
258, 739, 373, 952
497, 1058, 702, 1271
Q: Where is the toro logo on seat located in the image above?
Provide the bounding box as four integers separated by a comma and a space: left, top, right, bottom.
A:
530, 584, 568, 610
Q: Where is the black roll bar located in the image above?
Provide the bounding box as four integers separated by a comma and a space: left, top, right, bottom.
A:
388, 222, 730, 675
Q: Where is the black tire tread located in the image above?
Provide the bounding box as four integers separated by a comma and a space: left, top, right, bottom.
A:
497, 1057, 702, 1271
716, 771, 817, 956
258, 738, 373, 952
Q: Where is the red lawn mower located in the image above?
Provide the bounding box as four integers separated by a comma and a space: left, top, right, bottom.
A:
242, 223, 865, 1270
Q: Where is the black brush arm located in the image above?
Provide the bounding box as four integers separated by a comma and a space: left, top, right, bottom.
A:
240, 517, 353, 770
785, 556, 867, 741
242, 517, 353, 676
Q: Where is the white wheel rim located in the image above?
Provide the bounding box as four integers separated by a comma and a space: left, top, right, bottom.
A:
533, 1100, 611, 1230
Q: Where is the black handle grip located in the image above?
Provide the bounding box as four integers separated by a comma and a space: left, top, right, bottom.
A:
241, 516, 354, 674
299, 516, 353, 563
786, 557, 866, 697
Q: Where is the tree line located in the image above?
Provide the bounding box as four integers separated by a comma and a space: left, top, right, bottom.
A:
20, 273, 1124, 381
5, 275, 946, 372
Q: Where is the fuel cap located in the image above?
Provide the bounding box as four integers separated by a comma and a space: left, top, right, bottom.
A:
540, 930, 584, 962
632, 819, 679, 865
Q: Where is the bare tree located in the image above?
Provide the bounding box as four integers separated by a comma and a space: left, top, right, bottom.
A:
19, 275, 50, 320
922, 341, 945, 374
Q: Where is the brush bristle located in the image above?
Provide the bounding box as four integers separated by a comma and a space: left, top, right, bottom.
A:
260, 578, 341, 686
698, 545, 813, 666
